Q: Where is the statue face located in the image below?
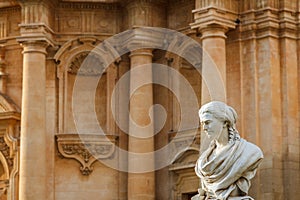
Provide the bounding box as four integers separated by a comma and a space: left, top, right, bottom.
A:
200, 113, 224, 139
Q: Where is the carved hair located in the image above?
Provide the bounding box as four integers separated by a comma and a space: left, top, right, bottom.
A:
199, 101, 240, 143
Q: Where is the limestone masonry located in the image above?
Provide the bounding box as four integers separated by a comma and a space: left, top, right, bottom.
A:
0, 0, 299, 200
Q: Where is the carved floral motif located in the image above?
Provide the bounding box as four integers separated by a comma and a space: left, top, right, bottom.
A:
62, 143, 113, 163
56, 134, 117, 175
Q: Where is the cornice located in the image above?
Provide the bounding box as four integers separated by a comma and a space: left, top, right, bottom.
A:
0, 112, 21, 121
16, 23, 56, 47
59, 1, 120, 10
56, 134, 117, 175
239, 7, 299, 40
0, 6, 20, 13
191, 6, 238, 32
121, 0, 167, 7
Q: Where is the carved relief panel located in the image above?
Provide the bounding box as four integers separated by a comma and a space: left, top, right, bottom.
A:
195, 0, 238, 12
56, 3, 120, 34
0, 7, 21, 39
59, 13, 82, 33
168, 0, 195, 30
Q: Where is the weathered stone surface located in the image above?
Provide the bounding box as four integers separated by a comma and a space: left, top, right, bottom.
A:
0, 0, 298, 200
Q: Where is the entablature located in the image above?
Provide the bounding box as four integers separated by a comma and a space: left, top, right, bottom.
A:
191, 6, 238, 32
239, 7, 299, 40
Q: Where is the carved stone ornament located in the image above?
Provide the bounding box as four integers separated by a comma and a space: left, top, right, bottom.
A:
56, 134, 117, 175
168, 128, 200, 164
68, 52, 104, 76
0, 137, 13, 172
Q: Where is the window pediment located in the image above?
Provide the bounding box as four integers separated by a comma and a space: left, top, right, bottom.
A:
0, 94, 20, 121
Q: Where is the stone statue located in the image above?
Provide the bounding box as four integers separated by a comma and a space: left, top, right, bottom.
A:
192, 101, 263, 200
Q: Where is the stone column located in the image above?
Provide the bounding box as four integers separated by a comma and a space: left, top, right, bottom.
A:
128, 49, 155, 200
191, 7, 237, 150
200, 25, 228, 103
191, 7, 237, 104
19, 41, 48, 200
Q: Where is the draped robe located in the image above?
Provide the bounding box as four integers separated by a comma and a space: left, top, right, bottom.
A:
195, 139, 263, 200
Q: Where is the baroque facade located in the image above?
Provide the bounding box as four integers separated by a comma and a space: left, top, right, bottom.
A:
0, 0, 299, 200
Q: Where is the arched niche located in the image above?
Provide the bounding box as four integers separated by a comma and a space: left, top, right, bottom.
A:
0, 93, 20, 200
54, 37, 120, 175
54, 37, 110, 135
169, 147, 200, 200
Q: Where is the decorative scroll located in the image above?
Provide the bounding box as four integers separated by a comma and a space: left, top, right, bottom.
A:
56, 134, 117, 175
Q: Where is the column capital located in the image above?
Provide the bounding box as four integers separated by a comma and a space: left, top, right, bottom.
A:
190, 6, 238, 35
16, 23, 56, 48
199, 24, 229, 40
129, 49, 153, 58
19, 40, 49, 55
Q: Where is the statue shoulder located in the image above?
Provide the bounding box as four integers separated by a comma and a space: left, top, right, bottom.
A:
241, 138, 264, 159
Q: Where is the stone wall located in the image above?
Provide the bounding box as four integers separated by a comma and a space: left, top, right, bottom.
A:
0, 0, 298, 200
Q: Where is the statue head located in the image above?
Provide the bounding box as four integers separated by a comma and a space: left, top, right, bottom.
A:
199, 101, 240, 143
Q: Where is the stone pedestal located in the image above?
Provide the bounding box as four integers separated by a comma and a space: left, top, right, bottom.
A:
127, 49, 155, 200
191, 196, 253, 200
19, 41, 48, 200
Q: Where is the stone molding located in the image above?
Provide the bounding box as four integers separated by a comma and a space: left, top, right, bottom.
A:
0, 93, 20, 200
123, 0, 167, 7
19, 40, 49, 55
56, 2, 120, 34
129, 48, 153, 58
53, 36, 104, 134
67, 51, 105, 76
0, 6, 20, 14
56, 134, 117, 175
0, 128, 19, 200
59, 1, 120, 10
168, 128, 200, 165
0, 94, 20, 115
0, 137, 13, 172
191, 6, 238, 33
17, 23, 56, 47
0, 6, 20, 40
239, 7, 299, 40
196, 0, 238, 13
